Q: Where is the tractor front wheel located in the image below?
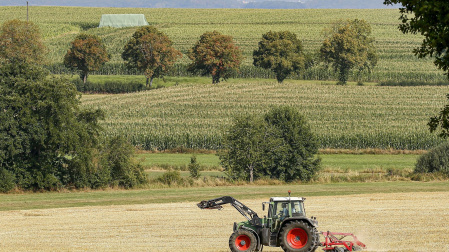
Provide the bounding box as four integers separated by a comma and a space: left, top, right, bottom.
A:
229, 229, 258, 252
280, 221, 318, 252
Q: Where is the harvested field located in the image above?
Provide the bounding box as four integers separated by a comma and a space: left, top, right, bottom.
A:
1, 192, 448, 252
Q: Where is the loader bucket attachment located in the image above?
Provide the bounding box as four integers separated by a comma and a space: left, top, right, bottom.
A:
197, 200, 223, 210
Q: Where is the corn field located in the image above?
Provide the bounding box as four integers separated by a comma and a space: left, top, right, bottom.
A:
0, 7, 446, 82
81, 82, 447, 150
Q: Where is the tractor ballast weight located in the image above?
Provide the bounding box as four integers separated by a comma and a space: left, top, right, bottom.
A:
197, 192, 366, 252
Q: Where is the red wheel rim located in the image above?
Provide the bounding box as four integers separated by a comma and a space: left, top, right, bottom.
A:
235, 234, 251, 251
287, 228, 308, 249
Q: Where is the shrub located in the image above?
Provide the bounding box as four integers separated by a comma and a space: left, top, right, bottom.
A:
157, 170, 183, 185
188, 155, 201, 179
415, 142, 449, 175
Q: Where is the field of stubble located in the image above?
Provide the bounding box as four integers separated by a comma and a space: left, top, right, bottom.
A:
1, 191, 448, 252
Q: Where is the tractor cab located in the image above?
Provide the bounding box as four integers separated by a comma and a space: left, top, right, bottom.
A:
269, 197, 306, 219
263, 196, 309, 234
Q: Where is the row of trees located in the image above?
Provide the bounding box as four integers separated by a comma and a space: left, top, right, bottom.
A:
63, 19, 377, 86
0, 20, 147, 192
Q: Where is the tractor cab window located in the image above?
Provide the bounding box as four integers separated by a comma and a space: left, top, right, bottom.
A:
274, 202, 289, 219
291, 201, 304, 216
272, 201, 305, 219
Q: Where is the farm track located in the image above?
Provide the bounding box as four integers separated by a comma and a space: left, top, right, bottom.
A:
1, 191, 448, 251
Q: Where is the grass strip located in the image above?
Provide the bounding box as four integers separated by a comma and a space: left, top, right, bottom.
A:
1, 181, 448, 211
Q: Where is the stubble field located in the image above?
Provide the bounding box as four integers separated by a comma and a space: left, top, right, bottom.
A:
1, 191, 448, 252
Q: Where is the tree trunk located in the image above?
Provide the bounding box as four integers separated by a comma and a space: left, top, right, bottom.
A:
338, 65, 349, 85
212, 74, 220, 84
149, 77, 154, 88
83, 72, 88, 84
249, 164, 254, 183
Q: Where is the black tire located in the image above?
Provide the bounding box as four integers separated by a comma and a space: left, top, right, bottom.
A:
279, 221, 319, 252
229, 229, 258, 252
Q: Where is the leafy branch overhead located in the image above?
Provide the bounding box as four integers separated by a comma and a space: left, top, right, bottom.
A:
384, 0, 449, 76
384, 1, 449, 137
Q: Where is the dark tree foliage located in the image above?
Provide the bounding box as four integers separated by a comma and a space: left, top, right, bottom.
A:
0, 63, 105, 191
384, 0, 449, 76
253, 31, 305, 83
384, 1, 449, 138
220, 106, 321, 182
188, 31, 243, 84
429, 94, 449, 138
263, 106, 321, 182
122, 26, 182, 88
0, 19, 46, 65
64, 33, 110, 84
320, 19, 377, 84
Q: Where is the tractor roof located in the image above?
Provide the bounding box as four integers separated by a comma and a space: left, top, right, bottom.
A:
270, 197, 305, 202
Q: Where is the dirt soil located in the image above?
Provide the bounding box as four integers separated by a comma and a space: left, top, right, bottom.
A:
1, 191, 448, 251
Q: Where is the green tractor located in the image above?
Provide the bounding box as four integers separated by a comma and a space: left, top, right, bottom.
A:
197, 191, 320, 252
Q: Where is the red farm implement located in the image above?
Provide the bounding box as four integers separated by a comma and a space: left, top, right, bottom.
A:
321, 231, 366, 252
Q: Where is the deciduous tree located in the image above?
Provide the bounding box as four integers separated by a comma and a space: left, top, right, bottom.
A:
188, 31, 242, 84
64, 33, 110, 84
220, 106, 321, 182
253, 31, 305, 83
320, 19, 377, 84
219, 115, 272, 182
0, 63, 105, 191
122, 26, 181, 88
0, 19, 46, 65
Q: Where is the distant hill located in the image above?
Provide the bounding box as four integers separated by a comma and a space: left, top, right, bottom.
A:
2, 0, 400, 9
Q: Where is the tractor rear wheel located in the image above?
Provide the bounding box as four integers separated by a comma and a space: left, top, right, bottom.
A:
229, 229, 258, 252
279, 221, 319, 252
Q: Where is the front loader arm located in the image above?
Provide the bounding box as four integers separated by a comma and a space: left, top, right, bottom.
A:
197, 196, 261, 226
